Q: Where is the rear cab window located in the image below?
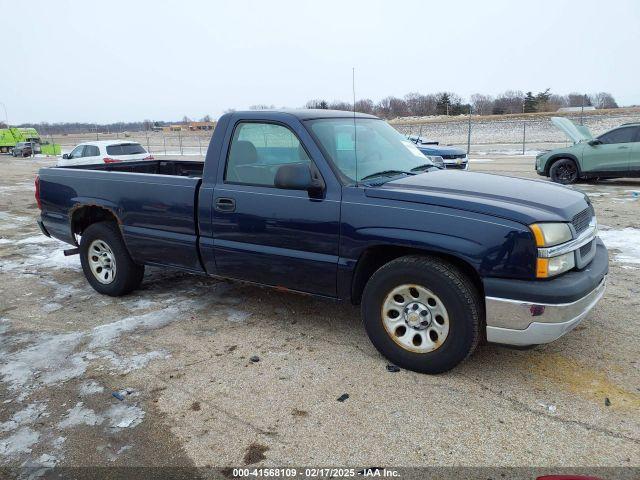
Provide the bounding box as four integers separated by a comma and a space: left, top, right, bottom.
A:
106, 143, 146, 156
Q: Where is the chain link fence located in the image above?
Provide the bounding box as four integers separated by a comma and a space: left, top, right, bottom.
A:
39, 110, 640, 159
392, 111, 640, 155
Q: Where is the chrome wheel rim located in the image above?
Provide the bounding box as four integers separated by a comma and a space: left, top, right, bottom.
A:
88, 239, 117, 284
382, 284, 450, 353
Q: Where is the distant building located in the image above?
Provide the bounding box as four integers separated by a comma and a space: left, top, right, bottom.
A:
557, 106, 596, 113
188, 121, 216, 131
161, 125, 186, 132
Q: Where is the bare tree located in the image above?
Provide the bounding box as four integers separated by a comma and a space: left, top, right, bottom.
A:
492, 90, 524, 114
305, 99, 329, 109
404, 92, 437, 116
546, 94, 568, 111
567, 93, 591, 107
470, 94, 493, 115
200, 114, 212, 121
142, 119, 153, 131
376, 96, 409, 118
328, 100, 352, 111
354, 98, 375, 114
181, 115, 191, 124
590, 92, 618, 109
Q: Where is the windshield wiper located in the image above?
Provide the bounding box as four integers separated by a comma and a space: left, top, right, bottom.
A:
410, 164, 437, 173
360, 170, 416, 182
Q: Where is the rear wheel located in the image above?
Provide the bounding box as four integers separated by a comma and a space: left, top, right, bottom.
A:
550, 158, 578, 184
80, 221, 144, 296
361, 255, 481, 374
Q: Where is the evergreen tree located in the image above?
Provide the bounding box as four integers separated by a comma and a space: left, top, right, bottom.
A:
435, 92, 451, 115
535, 88, 552, 111
523, 92, 537, 113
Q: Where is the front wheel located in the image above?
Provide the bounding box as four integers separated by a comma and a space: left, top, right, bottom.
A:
361, 256, 481, 374
80, 221, 144, 296
550, 158, 578, 184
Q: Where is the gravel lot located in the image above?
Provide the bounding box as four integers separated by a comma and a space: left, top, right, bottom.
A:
0, 154, 639, 474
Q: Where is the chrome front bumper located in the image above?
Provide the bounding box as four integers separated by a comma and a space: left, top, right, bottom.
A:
485, 276, 606, 346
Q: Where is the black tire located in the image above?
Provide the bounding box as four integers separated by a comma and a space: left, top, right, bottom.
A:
361, 255, 481, 374
550, 158, 579, 184
79, 221, 144, 296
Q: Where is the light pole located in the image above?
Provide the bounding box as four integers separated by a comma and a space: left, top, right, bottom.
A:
0, 102, 8, 126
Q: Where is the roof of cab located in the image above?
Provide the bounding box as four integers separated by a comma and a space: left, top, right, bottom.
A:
231, 109, 379, 120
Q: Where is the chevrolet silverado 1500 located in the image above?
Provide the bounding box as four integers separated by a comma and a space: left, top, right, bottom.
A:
35, 110, 608, 373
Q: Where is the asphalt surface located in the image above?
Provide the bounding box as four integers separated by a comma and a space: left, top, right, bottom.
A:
0, 154, 638, 474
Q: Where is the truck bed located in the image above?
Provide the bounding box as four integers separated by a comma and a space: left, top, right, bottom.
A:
38, 159, 206, 272
61, 159, 204, 178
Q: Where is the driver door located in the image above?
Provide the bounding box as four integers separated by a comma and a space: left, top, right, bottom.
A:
211, 121, 341, 296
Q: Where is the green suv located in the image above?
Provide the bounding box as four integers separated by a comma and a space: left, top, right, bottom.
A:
536, 117, 640, 184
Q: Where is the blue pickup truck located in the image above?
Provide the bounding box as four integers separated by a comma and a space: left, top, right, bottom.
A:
35, 110, 608, 373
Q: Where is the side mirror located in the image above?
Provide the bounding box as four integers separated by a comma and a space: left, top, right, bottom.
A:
588, 139, 602, 146
62, 153, 69, 159
274, 163, 324, 196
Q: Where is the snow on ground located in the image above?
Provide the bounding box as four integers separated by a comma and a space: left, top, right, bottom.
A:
599, 228, 640, 264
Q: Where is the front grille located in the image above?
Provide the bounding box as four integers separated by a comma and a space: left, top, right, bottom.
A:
572, 208, 592, 235
580, 240, 593, 257
441, 154, 466, 160
445, 163, 468, 169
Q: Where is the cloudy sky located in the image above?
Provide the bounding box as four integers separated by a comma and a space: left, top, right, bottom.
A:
3, 0, 639, 123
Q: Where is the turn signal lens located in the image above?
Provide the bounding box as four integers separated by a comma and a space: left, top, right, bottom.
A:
536, 258, 549, 278
536, 252, 575, 278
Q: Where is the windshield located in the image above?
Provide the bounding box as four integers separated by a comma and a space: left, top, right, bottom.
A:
306, 118, 433, 183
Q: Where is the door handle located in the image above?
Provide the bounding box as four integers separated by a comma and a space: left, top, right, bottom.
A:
618, 146, 629, 149
215, 197, 236, 212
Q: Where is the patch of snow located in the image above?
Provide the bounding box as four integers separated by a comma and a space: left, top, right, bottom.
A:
0, 331, 86, 399
42, 302, 63, 313
537, 401, 557, 413
0, 427, 40, 456
100, 350, 170, 374
0, 403, 48, 432
89, 307, 184, 349
598, 229, 640, 264
125, 298, 156, 310
58, 403, 103, 428
226, 308, 252, 323
104, 404, 145, 429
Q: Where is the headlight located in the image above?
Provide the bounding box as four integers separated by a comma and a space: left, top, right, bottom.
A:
427, 155, 444, 168
530, 223, 572, 247
536, 251, 575, 278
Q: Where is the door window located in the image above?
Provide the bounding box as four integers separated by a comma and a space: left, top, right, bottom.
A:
598, 127, 636, 144
69, 145, 85, 159
225, 122, 311, 186
84, 145, 100, 157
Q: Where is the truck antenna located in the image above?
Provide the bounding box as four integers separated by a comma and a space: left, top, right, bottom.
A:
353, 67, 358, 186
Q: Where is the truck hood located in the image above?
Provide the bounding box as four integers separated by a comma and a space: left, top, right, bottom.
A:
551, 117, 593, 144
417, 145, 466, 156
365, 171, 589, 225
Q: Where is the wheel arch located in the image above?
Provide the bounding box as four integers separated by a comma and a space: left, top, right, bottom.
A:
545, 153, 582, 177
350, 244, 484, 306
69, 203, 122, 244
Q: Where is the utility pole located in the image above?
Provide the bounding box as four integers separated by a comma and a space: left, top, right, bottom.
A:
0, 101, 7, 126
522, 102, 526, 155
467, 105, 472, 155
